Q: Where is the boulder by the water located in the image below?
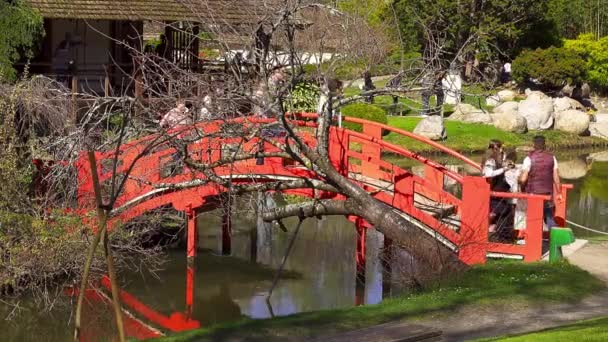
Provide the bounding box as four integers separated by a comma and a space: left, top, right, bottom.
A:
497, 89, 517, 102
491, 112, 527, 133
493, 101, 519, 116
518, 94, 554, 130
561, 84, 574, 97
582, 83, 591, 98
413, 115, 447, 141
448, 103, 493, 124
486, 95, 501, 107
588, 151, 608, 162
554, 97, 585, 113
558, 158, 589, 180
526, 90, 551, 101
593, 113, 608, 123
554, 109, 590, 135
589, 122, 608, 139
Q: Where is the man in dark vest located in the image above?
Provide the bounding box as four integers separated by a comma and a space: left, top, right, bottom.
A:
519, 136, 562, 230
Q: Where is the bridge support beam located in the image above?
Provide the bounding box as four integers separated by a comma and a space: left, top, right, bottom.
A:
382, 236, 392, 297
221, 197, 233, 256
185, 204, 197, 317
355, 219, 366, 306
186, 205, 198, 259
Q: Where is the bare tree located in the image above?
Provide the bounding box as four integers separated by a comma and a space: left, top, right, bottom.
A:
2, 0, 506, 337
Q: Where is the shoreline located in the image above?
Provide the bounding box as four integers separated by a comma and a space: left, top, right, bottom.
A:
384, 116, 608, 156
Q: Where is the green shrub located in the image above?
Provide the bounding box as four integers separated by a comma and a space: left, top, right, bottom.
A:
565, 34, 608, 91
340, 103, 388, 132
286, 82, 319, 112
512, 47, 587, 89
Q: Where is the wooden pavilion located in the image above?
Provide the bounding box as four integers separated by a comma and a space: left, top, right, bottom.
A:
19, 0, 264, 96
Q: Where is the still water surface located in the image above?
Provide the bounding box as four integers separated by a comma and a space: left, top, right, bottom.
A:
1, 150, 607, 341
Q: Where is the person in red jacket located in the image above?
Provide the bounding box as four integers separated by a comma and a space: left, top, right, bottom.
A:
519, 136, 562, 231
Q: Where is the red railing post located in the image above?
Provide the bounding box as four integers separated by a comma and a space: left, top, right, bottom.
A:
524, 197, 544, 262
554, 184, 571, 227
361, 122, 382, 178
458, 176, 490, 265
328, 127, 349, 176
423, 165, 444, 202
186, 204, 197, 259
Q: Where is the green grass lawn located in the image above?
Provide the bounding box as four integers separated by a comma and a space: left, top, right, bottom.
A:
479, 316, 608, 341
154, 261, 604, 341
343, 83, 495, 116
383, 117, 607, 154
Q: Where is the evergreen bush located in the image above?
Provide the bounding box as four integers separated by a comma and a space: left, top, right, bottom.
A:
512, 47, 587, 89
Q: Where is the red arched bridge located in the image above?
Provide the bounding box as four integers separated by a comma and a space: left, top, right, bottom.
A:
75, 113, 572, 266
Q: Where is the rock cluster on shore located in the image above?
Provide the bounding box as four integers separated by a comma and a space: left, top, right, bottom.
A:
412, 88, 608, 141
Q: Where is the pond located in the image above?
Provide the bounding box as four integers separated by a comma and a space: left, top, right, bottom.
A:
1, 149, 607, 341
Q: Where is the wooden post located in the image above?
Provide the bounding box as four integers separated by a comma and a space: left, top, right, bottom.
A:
104, 76, 111, 97
71, 76, 78, 124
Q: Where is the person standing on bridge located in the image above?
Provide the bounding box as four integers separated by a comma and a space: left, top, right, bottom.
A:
482, 139, 514, 237
160, 99, 191, 129
519, 136, 562, 232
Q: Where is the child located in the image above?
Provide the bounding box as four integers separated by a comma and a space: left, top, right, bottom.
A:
504, 149, 527, 243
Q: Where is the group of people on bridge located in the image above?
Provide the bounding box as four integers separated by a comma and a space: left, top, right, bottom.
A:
482, 136, 562, 243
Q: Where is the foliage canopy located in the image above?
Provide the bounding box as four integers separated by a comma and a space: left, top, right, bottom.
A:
0, 0, 44, 82
564, 34, 608, 90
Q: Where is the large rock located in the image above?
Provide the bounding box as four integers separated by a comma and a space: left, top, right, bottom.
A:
589, 122, 608, 139
561, 84, 575, 97
491, 112, 527, 133
486, 95, 501, 107
526, 90, 551, 101
554, 110, 590, 135
413, 115, 447, 141
554, 97, 584, 113
518, 95, 554, 130
497, 89, 517, 102
588, 151, 608, 162
582, 82, 591, 98
448, 103, 493, 124
593, 113, 608, 123
493, 101, 519, 115
558, 158, 588, 180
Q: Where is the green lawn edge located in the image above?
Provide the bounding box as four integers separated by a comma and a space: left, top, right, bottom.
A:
477, 316, 608, 341
153, 261, 605, 341
384, 117, 607, 154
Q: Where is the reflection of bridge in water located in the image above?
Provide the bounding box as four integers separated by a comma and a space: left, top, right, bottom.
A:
72, 114, 573, 338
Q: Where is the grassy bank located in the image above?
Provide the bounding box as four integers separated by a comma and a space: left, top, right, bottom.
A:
155, 261, 604, 341
480, 316, 608, 341
384, 117, 608, 154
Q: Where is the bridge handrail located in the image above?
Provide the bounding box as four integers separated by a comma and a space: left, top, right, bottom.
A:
297, 112, 481, 171
343, 128, 464, 182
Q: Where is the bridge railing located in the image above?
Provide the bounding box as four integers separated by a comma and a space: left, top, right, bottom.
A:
75, 113, 571, 263
326, 115, 572, 263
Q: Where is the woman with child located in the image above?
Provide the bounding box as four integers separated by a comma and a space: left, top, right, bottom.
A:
481, 140, 514, 240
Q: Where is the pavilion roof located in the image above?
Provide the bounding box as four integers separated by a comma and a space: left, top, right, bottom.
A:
27, 0, 270, 23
